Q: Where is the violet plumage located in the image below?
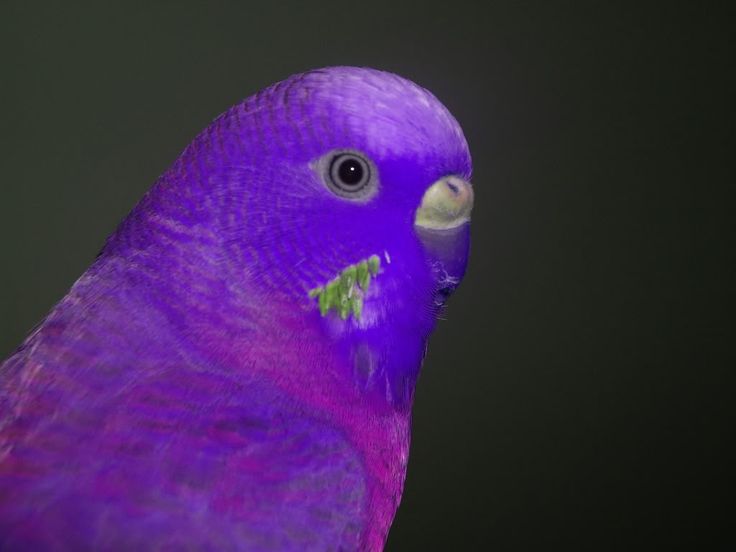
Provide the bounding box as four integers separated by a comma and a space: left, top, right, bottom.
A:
0, 67, 473, 550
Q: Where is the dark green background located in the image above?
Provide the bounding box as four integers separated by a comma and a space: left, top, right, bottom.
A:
1, 2, 733, 550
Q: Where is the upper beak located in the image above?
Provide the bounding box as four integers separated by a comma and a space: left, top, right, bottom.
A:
414, 176, 474, 230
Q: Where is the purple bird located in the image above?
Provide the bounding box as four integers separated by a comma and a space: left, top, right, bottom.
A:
0, 67, 473, 550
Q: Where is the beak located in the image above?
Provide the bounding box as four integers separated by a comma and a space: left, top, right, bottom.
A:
414, 176, 473, 230
413, 176, 473, 302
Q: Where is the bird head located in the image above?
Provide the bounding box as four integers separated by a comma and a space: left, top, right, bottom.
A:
108, 66, 473, 404
210, 67, 472, 320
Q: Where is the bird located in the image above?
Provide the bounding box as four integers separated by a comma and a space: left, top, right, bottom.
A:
0, 66, 474, 550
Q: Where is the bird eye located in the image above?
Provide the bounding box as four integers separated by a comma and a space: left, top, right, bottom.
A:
332, 155, 366, 188
320, 150, 378, 200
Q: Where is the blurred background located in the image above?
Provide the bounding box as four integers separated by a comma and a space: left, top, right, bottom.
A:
1, 2, 733, 549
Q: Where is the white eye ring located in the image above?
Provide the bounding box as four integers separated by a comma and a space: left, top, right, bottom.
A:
316, 149, 379, 201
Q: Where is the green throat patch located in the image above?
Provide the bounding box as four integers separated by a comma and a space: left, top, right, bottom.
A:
308, 255, 381, 320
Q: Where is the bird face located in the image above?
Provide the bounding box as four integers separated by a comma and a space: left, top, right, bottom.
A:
207, 67, 473, 330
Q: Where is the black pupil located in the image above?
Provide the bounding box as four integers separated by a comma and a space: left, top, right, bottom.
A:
337, 158, 364, 186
